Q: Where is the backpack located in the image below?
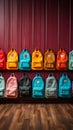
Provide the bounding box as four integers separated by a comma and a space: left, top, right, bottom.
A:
31, 49, 43, 70
19, 49, 31, 70
19, 74, 32, 97
69, 50, 73, 70
0, 73, 5, 97
0, 48, 6, 70
44, 49, 55, 70
6, 49, 18, 70
5, 73, 18, 98
56, 49, 68, 70
58, 73, 72, 98
45, 73, 57, 98
32, 74, 44, 98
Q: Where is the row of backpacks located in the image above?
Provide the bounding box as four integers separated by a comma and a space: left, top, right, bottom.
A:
0, 73, 73, 98
0, 48, 73, 70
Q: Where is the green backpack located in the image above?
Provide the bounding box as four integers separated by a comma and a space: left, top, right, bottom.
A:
69, 50, 73, 70
0, 73, 5, 97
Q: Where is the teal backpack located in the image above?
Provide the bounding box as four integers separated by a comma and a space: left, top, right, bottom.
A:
0, 73, 5, 97
58, 73, 72, 98
45, 73, 57, 98
32, 74, 44, 98
19, 49, 31, 70
69, 50, 73, 70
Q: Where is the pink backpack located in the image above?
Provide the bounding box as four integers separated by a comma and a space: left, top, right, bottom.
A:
5, 73, 18, 98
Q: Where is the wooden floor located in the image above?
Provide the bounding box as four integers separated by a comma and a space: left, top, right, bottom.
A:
0, 104, 73, 130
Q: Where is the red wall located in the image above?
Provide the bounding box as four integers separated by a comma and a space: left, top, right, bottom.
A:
0, 0, 73, 80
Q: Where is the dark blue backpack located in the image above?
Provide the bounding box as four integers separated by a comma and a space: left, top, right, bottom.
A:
19, 74, 32, 97
19, 49, 31, 70
32, 74, 44, 98
58, 73, 72, 98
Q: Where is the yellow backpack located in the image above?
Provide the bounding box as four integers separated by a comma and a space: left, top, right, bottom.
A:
6, 49, 18, 70
44, 49, 55, 70
31, 49, 43, 70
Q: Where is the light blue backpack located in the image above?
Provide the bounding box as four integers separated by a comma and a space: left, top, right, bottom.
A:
32, 74, 44, 98
58, 73, 72, 98
69, 50, 73, 70
0, 73, 5, 97
45, 73, 57, 98
19, 49, 31, 70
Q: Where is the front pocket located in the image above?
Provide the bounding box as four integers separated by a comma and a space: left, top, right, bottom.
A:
21, 62, 30, 68
8, 62, 17, 68
45, 90, 57, 97
7, 91, 17, 97
60, 63, 67, 68
46, 63, 54, 68
33, 62, 42, 67
32, 90, 44, 97
60, 89, 71, 95
20, 90, 29, 96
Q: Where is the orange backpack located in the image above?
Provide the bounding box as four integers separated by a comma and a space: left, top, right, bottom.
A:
44, 49, 55, 70
56, 49, 68, 70
31, 49, 43, 70
6, 49, 18, 70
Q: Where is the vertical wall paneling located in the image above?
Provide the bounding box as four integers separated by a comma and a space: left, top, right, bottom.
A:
44, 0, 47, 51
4, 0, 9, 53
17, 0, 21, 53
58, 0, 60, 50
0, 0, 71, 55
69, 0, 71, 51
47, 0, 58, 53
34, 0, 41, 49
59, 0, 69, 51
40, 0, 45, 53
0, 0, 4, 49
12, 0, 17, 49
28, 0, 32, 53
71, 0, 73, 49
10, 0, 13, 48
32, 0, 34, 52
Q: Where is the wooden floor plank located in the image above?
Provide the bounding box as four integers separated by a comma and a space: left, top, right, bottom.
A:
0, 104, 72, 130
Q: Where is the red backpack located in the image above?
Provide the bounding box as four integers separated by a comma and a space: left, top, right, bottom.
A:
56, 49, 68, 70
0, 49, 6, 70
5, 73, 18, 98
